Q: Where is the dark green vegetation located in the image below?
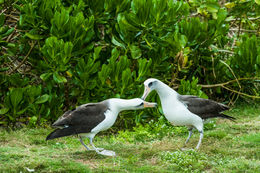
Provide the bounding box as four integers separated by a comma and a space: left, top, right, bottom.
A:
0, 104, 259, 172
1, 1, 259, 172
0, 0, 259, 127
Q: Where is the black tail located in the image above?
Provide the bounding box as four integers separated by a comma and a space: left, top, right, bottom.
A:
46, 127, 76, 140
218, 113, 236, 121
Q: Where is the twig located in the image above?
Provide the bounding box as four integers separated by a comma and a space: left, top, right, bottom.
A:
221, 85, 260, 99
238, 18, 242, 37
227, 17, 260, 21
219, 60, 241, 89
199, 77, 259, 88
230, 28, 258, 33
8, 42, 36, 75
217, 49, 234, 54
5, 14, 19, 21
211, 55, 216, 78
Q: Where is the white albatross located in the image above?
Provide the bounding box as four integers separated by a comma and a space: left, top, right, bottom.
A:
46, 98, 157, 156
141, 78, 235, 149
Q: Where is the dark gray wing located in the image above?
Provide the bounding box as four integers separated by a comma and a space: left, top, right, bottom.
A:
46, 101, 109, 140
178, 95, 233, 120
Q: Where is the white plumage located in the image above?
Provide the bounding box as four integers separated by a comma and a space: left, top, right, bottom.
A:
141, 78, 234, 149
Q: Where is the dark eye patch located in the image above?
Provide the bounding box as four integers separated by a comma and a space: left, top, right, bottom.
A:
148, 82, 153, 88
136, 102, 144, 107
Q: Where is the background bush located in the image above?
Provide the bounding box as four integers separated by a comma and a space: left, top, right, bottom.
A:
0, 0, 259, 128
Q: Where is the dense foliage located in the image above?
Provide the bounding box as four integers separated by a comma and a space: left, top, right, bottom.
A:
0, 0, 259, 127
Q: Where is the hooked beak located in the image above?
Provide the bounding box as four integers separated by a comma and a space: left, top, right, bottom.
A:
143, 101, 157, 108
141, 86, 151, 100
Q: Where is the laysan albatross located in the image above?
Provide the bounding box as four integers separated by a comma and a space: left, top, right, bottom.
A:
46, 98, 157, 156
141, 78, 235, 149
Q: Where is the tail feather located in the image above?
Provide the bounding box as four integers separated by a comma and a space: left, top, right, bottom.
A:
46, 127, 76, 140
218, 113, 236, 121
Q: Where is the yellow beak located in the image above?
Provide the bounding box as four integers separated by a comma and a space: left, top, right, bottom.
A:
141, 86, 151, 100
143, 101, 157, 108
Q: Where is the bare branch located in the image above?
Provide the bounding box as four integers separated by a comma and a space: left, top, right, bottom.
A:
199, 77, 260, 88
8, 42, 36, 75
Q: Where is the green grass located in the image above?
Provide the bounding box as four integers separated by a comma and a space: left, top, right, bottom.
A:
0, 104, 259, 172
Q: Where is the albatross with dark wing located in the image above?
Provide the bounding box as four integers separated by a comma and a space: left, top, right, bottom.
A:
141, 78, 235, 149
46, 98, 157, 156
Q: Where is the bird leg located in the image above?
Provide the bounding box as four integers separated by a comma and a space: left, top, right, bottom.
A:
89, 137, 116, 156
195, 130, 204, 150
89, 137, 104, 151
185, 127, 194, 144
79, 136, 91, 151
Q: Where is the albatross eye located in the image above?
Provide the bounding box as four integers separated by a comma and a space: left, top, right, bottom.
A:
148, 82, 153, 88
137, 102, 144, 107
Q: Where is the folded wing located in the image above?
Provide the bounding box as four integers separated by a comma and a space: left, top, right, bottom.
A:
46, 101, 108, 140
178, 95, 235, 120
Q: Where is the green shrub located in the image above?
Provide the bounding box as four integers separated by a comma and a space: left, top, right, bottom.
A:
0, 0, 259, 128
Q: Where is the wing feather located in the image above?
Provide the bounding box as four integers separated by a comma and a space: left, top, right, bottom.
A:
178, 95, 230, 119
52, 101, 108, 133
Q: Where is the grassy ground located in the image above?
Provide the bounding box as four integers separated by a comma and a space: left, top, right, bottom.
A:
0, 104, 259, 173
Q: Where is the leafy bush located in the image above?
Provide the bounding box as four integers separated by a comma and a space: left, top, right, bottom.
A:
0, 0, 259, 128
178, 77, 208, 99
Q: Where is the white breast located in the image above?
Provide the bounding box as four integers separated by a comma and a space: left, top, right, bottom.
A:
91, 109, 117, 133
161, 97, 202, 127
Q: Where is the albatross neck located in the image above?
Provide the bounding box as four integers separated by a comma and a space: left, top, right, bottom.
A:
155, 80, 179, 100
109, 98, 140, 113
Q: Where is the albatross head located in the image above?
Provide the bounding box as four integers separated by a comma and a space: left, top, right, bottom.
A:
141, 78, 159, 100
112, 98, 157, 112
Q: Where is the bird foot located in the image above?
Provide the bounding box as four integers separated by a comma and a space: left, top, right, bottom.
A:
90, 147, 104, 151
98, 150, 116, 157
96, 147, 104, 151
181, 148, 194, 151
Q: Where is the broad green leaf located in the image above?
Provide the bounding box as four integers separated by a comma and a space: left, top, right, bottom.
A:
257, 55, 260, 64
29, 116, 37, 125
179, 35, 187, 48
206, 3, 219, 13
217, 9, 227, 23
25, 33, 44, 40
63, 42, 73, 60
25, 85, 41, 101
225, 2, 236, 8
19, 15, 23, 26
117, 13, 139, 32
7, 114, 14, 121
10, 88, 23, 109
0, 40, 7, 46
0, 14, 4, 26
35, 94, 50, 104
53, 72, 67, 83
112, 36, 126, 49
93, 46, 102, 61
17, 108, 28, 115
40, 73, 52, 81
255, 0, 260, 5
2, 28, 14, 37
130, 44, 142, 59
7, 43, 15, 48
121, 68, 132, 93
0, 26, 8, 34
0, 67, 9, 72
0, 108, 9, 114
